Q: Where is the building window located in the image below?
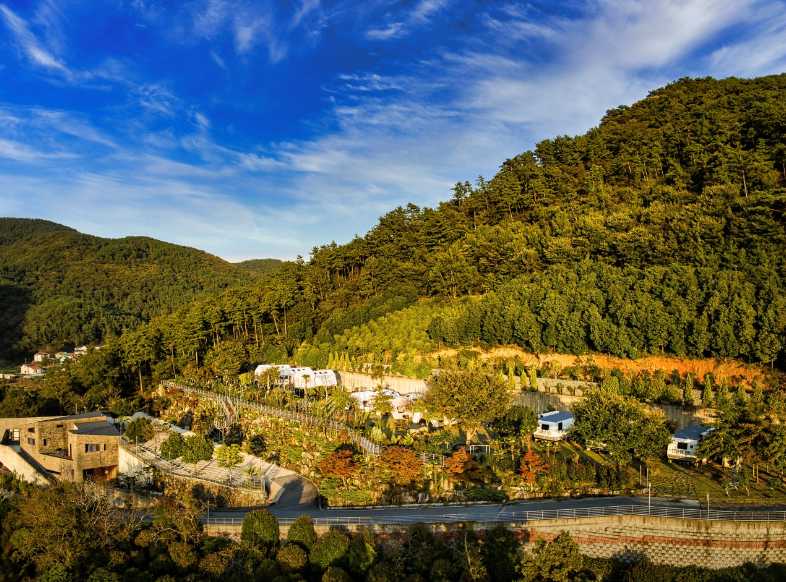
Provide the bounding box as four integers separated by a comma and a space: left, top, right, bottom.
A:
27, 437, 35, 446
541, 424, 550, 431
677, 442, 688, 450
85, 443, 101, 453
42, 439, 48, 446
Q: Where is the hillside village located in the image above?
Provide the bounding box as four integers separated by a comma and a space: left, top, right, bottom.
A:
1, 68, 786, 580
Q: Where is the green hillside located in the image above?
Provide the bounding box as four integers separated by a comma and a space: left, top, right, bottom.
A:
9, 74, 786, 405
0, 218, 254, 359
234, 258, 286, 276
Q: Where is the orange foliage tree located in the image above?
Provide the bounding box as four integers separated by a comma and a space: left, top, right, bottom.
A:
318, 446, 359, 485
519, 448, 549, 485
381, 446, 423, 486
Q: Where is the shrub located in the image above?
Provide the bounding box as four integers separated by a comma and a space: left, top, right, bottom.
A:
247, 434, 267, 457
241, 509, 279, 549
124, 417, 154, 444
160, 433, 184, 460
181, 435, 214, 464
224, 423, 243, 446
215, 444, 242, 467
276, 543, 307, 572
310, 530, 349, 569
287, 515, 317, 549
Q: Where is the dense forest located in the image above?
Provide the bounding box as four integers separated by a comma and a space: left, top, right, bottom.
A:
0, 219, 271, 362
3, 74, 786, 395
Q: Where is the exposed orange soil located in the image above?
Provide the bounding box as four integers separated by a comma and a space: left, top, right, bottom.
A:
431, 345, 766, 386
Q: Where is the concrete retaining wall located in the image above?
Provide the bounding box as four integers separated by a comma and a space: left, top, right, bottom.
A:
0, 444, 51, 485
205, 515, 786, 569
338, 372, 427, 395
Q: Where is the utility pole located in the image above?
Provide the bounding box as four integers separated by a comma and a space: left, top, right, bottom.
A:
647, 465, 651, 515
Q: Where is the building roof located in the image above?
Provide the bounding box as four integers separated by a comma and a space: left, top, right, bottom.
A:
69, 421, 120, 437
50, 410, 111, 422
673, 424, 713, 440
539, 410, 574, 423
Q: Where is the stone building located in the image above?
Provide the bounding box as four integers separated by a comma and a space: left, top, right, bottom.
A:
0, 412, 121, 483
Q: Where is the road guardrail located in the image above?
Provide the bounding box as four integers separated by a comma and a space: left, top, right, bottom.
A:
202, 504, 786, 527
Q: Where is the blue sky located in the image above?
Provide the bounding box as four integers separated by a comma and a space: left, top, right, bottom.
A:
1, 1, 785, 261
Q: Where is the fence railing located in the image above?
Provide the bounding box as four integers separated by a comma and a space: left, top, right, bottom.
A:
163, 381, 381, 456
202, 504, 786, 527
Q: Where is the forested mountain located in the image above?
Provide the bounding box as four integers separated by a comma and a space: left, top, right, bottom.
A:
234, 258, 286, 276
0, 219, 254, 360
7, 74, 786, 402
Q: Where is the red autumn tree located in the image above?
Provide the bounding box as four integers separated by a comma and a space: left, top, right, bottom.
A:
319, 446, 359, 485
519, 448, 549, 485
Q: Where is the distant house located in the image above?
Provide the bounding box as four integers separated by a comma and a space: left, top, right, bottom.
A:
667, 424, 714, 461
20, 362, 45, 376
33, 352, 50, 363
74, 345, 89, 357
55, 351, 73, 363
534, 410, 575, 441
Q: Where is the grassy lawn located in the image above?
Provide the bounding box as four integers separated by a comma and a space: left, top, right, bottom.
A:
648, 458, 786, 506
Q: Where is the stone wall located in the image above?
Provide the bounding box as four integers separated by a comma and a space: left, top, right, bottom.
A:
205, 515, 786, 569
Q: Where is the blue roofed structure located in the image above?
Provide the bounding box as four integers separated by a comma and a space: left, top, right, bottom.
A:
534, 410, 575, 441
539, 411, 574, 423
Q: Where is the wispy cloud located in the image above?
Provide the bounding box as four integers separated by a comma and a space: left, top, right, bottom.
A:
366, 0, 449, 40
291, 0, 320, 29
0, 3, 71, 76
2, 0, 784, 262
708, 3, 786, 76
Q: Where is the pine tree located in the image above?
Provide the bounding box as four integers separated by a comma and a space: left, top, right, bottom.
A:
528, 366, 538, 391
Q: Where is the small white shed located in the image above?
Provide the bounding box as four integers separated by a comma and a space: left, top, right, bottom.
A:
667, 424, 714, 461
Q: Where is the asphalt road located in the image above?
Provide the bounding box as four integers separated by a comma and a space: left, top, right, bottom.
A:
208, 495, 716, 525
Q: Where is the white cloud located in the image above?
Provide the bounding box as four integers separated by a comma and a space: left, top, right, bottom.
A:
2, 0, 783, 262
210, 49, 228, 71
31, 109, 117, 147
411, 0, 448, 23
134, 83, 179, 116
194, 112, 211, 130
0, 4, 71, 76
0, 138, 48, 161
708, 4, 786, 76
291, 0, 320, 29
192, 0, 230, 39
366, 0, 448, 40
366, 22, 405, 40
